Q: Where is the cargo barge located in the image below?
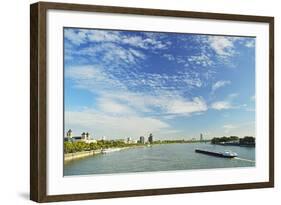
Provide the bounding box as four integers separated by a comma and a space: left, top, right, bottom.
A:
195, 149, 237, 158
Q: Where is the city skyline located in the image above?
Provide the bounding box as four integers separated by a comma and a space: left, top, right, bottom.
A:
64, 28, 255, 140
64, 129, 251, 142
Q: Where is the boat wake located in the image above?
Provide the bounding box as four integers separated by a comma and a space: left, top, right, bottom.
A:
235, 157, 255, 163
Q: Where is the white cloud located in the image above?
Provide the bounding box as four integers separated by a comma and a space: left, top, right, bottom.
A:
188, 53, 213, 67
65, 65, 100, 80
210, 93, 243, 111
207, 36, 236, 56
212, 80, 231, 92
192, 35, 246, 67
65, 28, 169, 51
103, 91, 208, 117
65, 110, 170, 138
65, 64, 209, 118
184, 78, 203, 88
64, 29, 87, 45
211, 101, 233, 110
97, 98, 134, 114
87, 30, 120, 42
223, 124, 236, 129
65, 65, 127, 92
245, 40, 255, 48
163, 54, 175, 61
122, 36, 167, 49
228, 93, 239, 99
166, 97, 207, 115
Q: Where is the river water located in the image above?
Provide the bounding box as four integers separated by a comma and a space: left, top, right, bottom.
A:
64, 143, 255, 176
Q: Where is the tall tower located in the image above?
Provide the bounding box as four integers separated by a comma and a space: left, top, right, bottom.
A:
66, 129, 72, 138
139, 136, 145, 144
148, 133, 153, 144
200, 133, 203, 141
86, 132, 90, 140
81, 132, 86, 140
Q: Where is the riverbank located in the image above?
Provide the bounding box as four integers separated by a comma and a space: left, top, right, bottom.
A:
64, 150, 101, 162
64, 145, 147, 162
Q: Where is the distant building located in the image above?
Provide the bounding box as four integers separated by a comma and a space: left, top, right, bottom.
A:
81, 132, 87, 140
84, 132, 97, 143
66, 129, 72, 138
127, 137, 132, 144
101, 136, 106, 141
200, 133, 203, 141
86, 132, 90, 140
139, 136, 145, 144
148, 133, 153, 144
64, 129, 96, 143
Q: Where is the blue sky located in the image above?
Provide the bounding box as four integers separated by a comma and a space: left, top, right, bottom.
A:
64, 28, 255, 140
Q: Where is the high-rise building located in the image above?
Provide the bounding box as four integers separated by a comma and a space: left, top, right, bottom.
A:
139, 136, 145, 144
148, 133, 153, 144
200, 133, 203, 141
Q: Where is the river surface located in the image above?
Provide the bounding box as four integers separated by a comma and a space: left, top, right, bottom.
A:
64, 143, 255, 176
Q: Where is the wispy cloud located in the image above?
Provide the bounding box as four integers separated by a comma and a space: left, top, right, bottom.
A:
211, 101, 233, 110
97, 98, 134, 115
66, 110, 171, 138
223, 124, 236, 129
166, 97, 207, 115
64, 29, 87, 45
102, 92, 208, 117
65, 28, 170, 50
222, 121, 255, 135
188, 53, 213, 67
210, 93, 240, 110
223, 124, 236, 133
65, 65, 208, 119
244, 39, 255, 48
212, 80, 231, 93
207, 36, 236, 56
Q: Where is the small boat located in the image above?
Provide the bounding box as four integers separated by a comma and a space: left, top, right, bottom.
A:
195, 149, 237, 158
101, 148, 121, 154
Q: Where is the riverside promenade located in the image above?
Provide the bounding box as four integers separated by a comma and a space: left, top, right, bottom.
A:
64, 150, 102, 162
64, 146, 145, 162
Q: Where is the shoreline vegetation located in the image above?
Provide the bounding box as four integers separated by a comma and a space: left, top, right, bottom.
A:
211, 136, 255, 147
64, 139, 211, 162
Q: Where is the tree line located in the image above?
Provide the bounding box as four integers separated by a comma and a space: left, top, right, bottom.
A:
211, 136, 255, 146
64, 140, 140, 154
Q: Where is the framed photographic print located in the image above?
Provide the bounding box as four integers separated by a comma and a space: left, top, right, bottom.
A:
30, 1, 274, 202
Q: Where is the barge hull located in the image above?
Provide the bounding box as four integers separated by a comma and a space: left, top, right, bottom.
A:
195, 149, 236, 158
